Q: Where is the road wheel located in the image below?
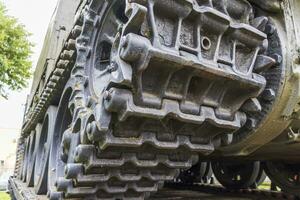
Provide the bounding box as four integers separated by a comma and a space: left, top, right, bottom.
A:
264, 161, 300, 196
34, 106, 57, 194
212, 161, 260, 189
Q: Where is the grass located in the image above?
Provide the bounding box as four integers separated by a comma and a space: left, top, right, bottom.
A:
258, 182, 271, 190
0, 191, 10, 200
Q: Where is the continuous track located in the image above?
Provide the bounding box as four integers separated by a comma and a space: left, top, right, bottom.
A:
9, 177, 299, 200
46, 0, 275, 199
12, 0, 300, 199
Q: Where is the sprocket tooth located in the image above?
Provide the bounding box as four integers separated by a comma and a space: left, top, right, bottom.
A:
254, 55, 276, 73
262, 88, 276, 101
265, 23, 276, 35
221, 134, 233, 146
250, 16, 268, 32
245, 118, 257, 130
271, 53, 283, 65
241, 98, 262, 113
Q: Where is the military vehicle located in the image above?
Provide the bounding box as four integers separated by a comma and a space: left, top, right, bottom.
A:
9, 0, 300, 199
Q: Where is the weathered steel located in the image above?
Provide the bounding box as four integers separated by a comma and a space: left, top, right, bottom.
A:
211, 161, 262, 189
8, 177, 297, 200
10, 0, 300, 199
34, 106, 57, 195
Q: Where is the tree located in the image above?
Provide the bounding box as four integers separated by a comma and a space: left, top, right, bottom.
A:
0, 2, 32, 98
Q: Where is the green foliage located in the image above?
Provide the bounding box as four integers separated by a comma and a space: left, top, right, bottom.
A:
0, 1, 32, 98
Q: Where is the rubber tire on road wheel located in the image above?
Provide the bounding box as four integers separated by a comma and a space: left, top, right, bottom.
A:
212, 161, 260, 189
264, 161, 300, 196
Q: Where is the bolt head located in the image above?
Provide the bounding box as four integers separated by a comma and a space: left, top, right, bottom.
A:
271, 53, 282, 65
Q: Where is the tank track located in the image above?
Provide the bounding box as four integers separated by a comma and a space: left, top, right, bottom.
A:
14, 139, 25, 178
49, 2, 203, 198
13, 1, 87, 183
21, 1, 88, 137
9, 177, 299, 200
48, 0, 274, 199
16, 0, 278, 199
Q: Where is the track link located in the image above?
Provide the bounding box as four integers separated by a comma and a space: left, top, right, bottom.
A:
9, 177, 299, 200
14, 0, 281, 199
47, 0, 274, 199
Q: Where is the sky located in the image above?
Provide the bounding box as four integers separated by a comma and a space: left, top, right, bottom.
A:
0, 0, 58, 129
